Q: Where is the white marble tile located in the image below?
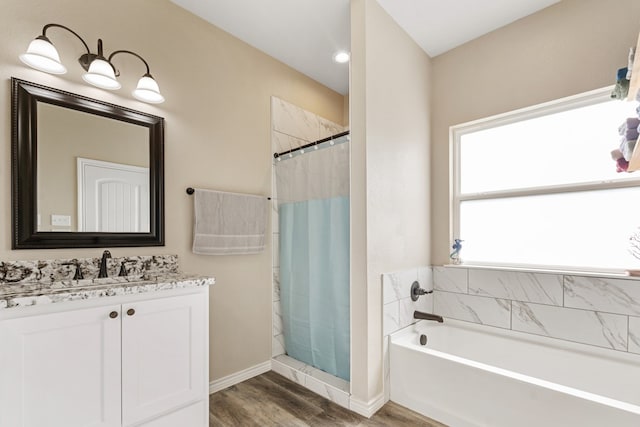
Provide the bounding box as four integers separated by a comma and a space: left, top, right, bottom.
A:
272, 131, 308, 155
271, 355, 305, 384
272, 334, 285, 357
306, 365, 350, 393
418, 267, 433, 291
382, 268, 418, 304
564, 276, 640, 316
272, 268, 280, 302
275, 354, 306, 370
434, 291, 510, 328
433, 267, 468, 293
305, 375, 350, 409
469, 269, 563, 306
271, 97, 319, 142
383, 301, 400, 336
318, 117, 345, 140
271, 193, 279, 234
512, 302, 628, 351
272, 235, 279, 268
416, 289, 434, 314
383, 336, 390, 402
273, 301, 283, 336
399, 295, 434, 328
629, 317, 640, 354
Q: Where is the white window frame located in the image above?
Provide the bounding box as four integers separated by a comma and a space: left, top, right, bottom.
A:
450, 86, 640, 272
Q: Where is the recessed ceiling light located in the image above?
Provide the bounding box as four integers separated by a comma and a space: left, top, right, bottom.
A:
333, 51, 350, 63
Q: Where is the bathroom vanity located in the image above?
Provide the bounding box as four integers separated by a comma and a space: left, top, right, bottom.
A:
0, 255, 214, 427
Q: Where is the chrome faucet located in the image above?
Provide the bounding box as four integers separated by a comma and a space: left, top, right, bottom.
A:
414, 310, 444, 323
98, 250, 112, 278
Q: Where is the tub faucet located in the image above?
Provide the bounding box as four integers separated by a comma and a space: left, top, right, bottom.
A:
414, 310, 444, 323
98, 250, 112, 278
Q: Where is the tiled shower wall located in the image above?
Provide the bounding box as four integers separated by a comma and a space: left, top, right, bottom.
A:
381, 265, 640, 403
432, 267, 640, 354
381, 266, 434, 402
270, 97, 346, 358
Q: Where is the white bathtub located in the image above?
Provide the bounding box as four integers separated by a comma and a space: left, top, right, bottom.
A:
390, 319, 640, 427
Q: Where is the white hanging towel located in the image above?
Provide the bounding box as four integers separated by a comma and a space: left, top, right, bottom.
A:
192, 188, 267, 255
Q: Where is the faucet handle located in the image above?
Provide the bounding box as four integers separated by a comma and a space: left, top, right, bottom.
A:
410, 281, 432, 301
73, 262, 84, 280
118, 261, 129, 277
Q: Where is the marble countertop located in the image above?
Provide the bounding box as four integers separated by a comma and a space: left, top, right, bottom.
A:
0, 272, 215, 310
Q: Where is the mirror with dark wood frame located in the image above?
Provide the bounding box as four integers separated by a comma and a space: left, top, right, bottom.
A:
11, 78, 165, 248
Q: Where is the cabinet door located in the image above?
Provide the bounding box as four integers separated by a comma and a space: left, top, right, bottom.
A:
121, 293, 206, 426
0, 305, 122, 427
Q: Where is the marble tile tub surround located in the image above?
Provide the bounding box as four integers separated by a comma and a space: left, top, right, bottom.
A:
382, 267, 433, 336
432, 266, 640, 355
381, 266, 433, 403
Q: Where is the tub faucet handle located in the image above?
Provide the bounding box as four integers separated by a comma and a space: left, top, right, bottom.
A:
411, 281, 433, 301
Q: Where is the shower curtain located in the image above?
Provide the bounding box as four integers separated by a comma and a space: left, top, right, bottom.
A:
275, 140, 350, 381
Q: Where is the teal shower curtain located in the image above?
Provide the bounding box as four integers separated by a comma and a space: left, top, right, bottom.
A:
275, 139, 350, 381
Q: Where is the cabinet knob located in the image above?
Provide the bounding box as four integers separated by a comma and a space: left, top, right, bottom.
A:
126, 308, 135, 316
109, 311, 118, 319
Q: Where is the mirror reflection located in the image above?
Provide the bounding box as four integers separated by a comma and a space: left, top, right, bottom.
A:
37, 102, 150, 233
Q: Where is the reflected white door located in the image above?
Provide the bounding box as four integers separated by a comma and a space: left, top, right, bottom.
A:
78, 158, 149, 232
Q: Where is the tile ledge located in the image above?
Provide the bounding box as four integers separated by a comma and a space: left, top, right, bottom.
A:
440, 264, 640, 280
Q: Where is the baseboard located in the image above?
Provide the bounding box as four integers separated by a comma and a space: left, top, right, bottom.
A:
209, 360, 272, 394
349, 393, 385, 418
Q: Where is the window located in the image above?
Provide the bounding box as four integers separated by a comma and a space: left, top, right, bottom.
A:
451, 88, 640, 271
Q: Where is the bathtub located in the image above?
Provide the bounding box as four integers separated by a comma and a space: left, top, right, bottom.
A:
390, 319, 640, 427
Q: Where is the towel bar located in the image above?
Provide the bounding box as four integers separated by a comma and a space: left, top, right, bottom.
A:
186, 187, 270, 200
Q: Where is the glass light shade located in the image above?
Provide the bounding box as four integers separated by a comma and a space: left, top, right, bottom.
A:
82, 58, 121, 90
19, 38, 67, 74
132, 75, 165, 104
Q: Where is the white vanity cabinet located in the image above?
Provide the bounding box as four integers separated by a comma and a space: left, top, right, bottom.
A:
0, 288, 209, 427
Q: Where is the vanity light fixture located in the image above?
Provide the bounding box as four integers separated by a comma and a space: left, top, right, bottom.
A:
20, 23, 165, 104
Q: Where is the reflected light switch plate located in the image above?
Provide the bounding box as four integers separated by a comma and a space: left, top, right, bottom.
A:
51, 214, 71, 227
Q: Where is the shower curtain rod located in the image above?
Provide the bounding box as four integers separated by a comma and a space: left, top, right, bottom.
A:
273, 130, 350, 159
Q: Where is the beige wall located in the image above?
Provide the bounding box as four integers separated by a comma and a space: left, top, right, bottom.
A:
350, 0, 431, 405
431, 0, 640, 265
1, 0, 345, 382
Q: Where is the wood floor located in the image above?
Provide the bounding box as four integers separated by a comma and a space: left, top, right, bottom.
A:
209, 370, 447, 426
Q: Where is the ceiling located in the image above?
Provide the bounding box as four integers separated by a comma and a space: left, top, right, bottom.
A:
170, 0, 561, 95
